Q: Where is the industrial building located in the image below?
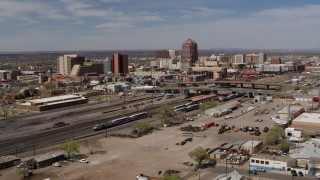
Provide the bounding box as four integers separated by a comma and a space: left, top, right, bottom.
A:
291, 113, 320, 131
16, 94, 88, 111
241, 140, 263, 154
250, 155, 295, 171
0, 155, 20, 170
205, 101, 241, 117
34, 151, 65, 169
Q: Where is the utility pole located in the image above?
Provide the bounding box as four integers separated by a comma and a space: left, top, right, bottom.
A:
105, 128, 108, 137
225, 156, 228, 175
32, 137, 36, 156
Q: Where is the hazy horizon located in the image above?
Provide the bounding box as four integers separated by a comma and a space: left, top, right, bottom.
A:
1, 0, 320, 51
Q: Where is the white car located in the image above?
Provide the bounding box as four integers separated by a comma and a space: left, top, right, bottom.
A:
315, 172, 320, 179
78, 159, 89, 163
52, 162, 61, 167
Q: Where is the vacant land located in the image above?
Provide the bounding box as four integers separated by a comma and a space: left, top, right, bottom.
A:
1, 98, 297, 180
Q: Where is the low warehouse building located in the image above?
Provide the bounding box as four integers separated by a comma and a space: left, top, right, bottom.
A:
205, 101, 241, 117
250, 155, 295, 171
0, 155, 21, 170
34, 151, 65, 169
241, 140, 263, 154
291, 113, 320, 131
16, 94, 88, 111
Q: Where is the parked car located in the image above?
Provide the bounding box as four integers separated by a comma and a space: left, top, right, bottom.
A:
248, 170, 257, 175
78, 159, 89, 163
315, 172, 320, 179
291, 170, 297, 176
52, 162, 61, 167
255, 168, 266, 172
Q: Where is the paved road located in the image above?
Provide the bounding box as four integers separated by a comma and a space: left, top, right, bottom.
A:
191, 166, 315, 180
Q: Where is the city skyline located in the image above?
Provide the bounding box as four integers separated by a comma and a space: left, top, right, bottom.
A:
1, 0, 320, 51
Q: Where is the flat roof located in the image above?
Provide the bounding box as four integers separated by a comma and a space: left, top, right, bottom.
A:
278, 106, 303, 114
0, 155, 20, 163
191, 94, 217, 102
251, 154, 294, 162
27, 94, 83, 104
290, 140, 320, 159
242, 140, 262, 148
293, 113, 320, 124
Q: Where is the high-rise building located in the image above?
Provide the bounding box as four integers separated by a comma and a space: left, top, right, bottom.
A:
181, 38, 198, 64
112, 53, 129, 74
270, 56, 282, 64
57, 54, 85, 75
155, 50, 170, 59
96, 58, 112, 74
258, 53, 267, 64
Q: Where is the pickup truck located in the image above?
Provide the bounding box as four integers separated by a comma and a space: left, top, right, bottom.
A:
53, 121, 70, 128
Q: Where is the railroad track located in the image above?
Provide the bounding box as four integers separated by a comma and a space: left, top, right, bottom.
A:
0, 98, 187, 157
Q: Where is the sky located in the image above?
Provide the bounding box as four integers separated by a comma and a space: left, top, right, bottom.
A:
0, 0, 320, 51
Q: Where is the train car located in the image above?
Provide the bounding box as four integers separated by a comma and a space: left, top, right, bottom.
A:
185, 104, 199, 112
93, 121, 113, 131
174, 107, 187, 114
129, 112, 149, 121
111, 117, 130, 127
174, 104, 186, 110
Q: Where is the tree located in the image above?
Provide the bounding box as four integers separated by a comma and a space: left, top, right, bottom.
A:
265, 126, 284, 145
198, 100, 217, 113
302, 131, 311, 142
189, 147, 210, 166
81, 138, 102, 154
158, 105, 174, 125
162, 173, 180, 180
59, 140, 80, 158
136, 121, 153, 135
279, 140, 290, 153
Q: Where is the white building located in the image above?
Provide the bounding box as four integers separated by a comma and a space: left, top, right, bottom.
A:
284, 127, 303, 138
250, 155, 295, 171
57, 54, 78, 75
234, 54, 245, 64
258, 53, 267, 64
255, 64, 289, 73
106, 84, 123, 93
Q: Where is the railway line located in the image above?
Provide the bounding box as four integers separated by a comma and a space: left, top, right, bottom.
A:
0, 98, 187, 157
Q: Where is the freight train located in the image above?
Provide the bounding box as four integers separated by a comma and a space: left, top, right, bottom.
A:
93, 112, 150, 131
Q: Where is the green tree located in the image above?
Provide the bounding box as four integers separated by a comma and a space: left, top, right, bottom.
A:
136, 121, 153, 135
158, 105, 174, 125
59, 140, 80, 158
302, 131, 311, 142
81, 138, 102, 154
279, 140, 290, 153
162, 173, 181, 180
265, 126, 284, 145
188, 147, 210, 166
198, 100, 217, 113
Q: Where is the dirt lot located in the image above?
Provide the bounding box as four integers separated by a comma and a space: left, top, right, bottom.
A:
0, 98, 304, 180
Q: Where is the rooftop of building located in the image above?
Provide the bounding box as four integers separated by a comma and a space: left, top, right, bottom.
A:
242, 140, 262, 148
290, 139, 320, 159
183, 38, 197, 44
293, 113, 320, 124
278, 106, 304, 114
251, 154, 294, 162
0, 155, 20, 163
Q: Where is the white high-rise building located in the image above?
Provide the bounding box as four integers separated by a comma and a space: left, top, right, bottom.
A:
234, 54, 245, 64
57, 54, 85, 75
258, 53, 267, 64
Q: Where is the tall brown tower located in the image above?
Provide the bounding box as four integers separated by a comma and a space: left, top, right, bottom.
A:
112, 53, 128, 74
181, 38, 198, 64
